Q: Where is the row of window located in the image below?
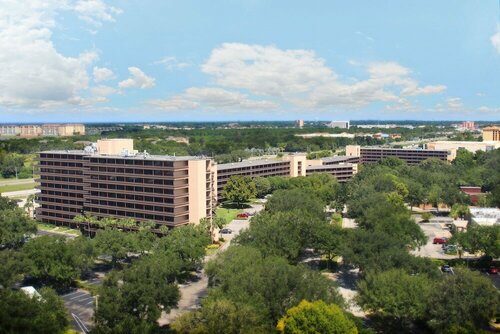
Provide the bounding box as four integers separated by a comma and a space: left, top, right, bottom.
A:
85, 207, 181, 222
88, 175, 185, 186
41, 190, 84, 198
89, 183, 181, 195
87, 199, 187, 213
40, 154, 84, 160
40, 205, 80, 213
40, 175, 83, 183
88, 166, 187, 176
41, 183, 83, 191
40, 168, 83, 175
89, 191, 176, 203
39, 161, 83, 167
39, 197, 83, 206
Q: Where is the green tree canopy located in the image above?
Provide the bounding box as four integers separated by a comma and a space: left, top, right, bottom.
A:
221, 175, 257, 206
0, 207, 37, 249
276, 300, 358, 334
0, 288, 68, 334
426, 268, 499, 332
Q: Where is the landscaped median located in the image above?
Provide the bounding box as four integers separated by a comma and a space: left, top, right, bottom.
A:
37, 223, 81, 236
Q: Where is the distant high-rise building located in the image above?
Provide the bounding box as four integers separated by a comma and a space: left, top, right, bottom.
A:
295, 119, 304, 128
327, 121, 350, 129
461, 121, 476, 130
19, 125, 42, 138
483, 126, 500, 142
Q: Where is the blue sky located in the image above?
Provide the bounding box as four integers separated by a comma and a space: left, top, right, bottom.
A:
1, 0, 499, 122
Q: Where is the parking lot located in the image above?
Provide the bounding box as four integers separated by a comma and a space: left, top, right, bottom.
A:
412, 223, 456, 259
61, 281, 99, 333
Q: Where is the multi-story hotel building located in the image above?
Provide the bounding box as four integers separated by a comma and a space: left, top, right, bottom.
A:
36, 139, 216, 232
346, 145, 451, 164
216, 155, 306, 194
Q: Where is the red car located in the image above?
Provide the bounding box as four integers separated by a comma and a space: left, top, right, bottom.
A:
489, 266, 499, 275
236, 213, 249, 219
433, 237, 448, 244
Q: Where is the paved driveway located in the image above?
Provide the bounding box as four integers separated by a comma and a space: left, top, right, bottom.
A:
159, 201, 265, 325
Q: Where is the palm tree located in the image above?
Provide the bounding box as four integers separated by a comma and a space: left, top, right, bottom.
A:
24, 194, 36, 218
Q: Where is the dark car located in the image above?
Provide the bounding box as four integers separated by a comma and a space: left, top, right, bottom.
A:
441, 264, 452, 273
433, 237, 448, 244
220, 228, 232, 234
489, 266, 499, 275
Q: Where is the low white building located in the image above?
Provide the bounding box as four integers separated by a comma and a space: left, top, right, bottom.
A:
327, 121, 350, 129
469, 208, 500, 227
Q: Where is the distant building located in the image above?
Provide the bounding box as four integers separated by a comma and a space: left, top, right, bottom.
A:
58, 124, 85, 136
41, 124, 60, 136
461, 121, 476, 130
426, 141, 500, 157
327, 121, 350, 129
295, 119, 304, 128
216, 155, 307, 194
390, 134, 402, 139
0, 125, 20, 136
483, 126, 500, 142
459, 186, 484, 206
346, 145, 451, 164
19, 125, 42, 138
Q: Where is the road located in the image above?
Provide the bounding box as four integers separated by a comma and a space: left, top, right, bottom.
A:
1, 188, 39, 198
158, 201, 265, 326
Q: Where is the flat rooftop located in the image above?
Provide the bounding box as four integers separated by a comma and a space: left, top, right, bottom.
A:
361, 146, 449, 152
320, 156, 356, 163
217, 159, 286, 171
38, 150, 206, 161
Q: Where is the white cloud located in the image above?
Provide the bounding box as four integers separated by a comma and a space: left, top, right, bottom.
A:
149, 87, 279, 110
73, 0, 122, 27
491, 25, 500, 54
90, 85, 117, 96
478, 106, 500, 113
118, 67, 156, 89
446, 97, 463, 109
0, 1, 102, 108
93, 66, 115, 82
155, 56, 190, 70
0, 0, 122, 109
200, 43, 446, 109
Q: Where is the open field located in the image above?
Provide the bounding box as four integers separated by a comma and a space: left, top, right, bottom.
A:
215, 207, 242, 224
0, 182, 37, 193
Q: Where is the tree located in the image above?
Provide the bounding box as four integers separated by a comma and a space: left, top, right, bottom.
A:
253, 176, 271, 198
94, 228, 135, 267
0, 207, 37, 249
0, 288, 69, 334
421, 212, 433, 222
171, 299, 269, 334
94, 254, 182, 333
24, 194, 36, 218
0, 195, 17, 210
357, 269, 432, 329
155, 224, 210, 272
450, 203, 470, 219
22, 236, 84, 289
276, 300, 358, 334
426, 268, 499, 332
450, 224, 500, 258
266, 188, 325, 220
205, 246, 344, 325
0, 249, 29, 288
221, 175, 257, 207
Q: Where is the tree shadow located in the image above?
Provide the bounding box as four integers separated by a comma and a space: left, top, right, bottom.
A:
221, 202, 252, 209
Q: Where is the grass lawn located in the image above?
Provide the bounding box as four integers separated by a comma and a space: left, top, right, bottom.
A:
215, 207, 242, 224
0, 182, 37, 193
37, 223, 81, 236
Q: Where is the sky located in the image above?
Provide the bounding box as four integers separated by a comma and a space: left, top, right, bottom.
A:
0, 0, 500, 122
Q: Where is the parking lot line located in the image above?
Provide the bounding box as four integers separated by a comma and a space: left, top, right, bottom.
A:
69, 293, 87, 300
75, 295, 92, 302
63, 291, 81, 297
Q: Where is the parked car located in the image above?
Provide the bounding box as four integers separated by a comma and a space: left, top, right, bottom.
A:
441, 264, 452, 273
442, 244, 458, 251
433, 237, 448, 244
489, 266, 499, 275
236, 213, 249, 219
220, 228, 232, 234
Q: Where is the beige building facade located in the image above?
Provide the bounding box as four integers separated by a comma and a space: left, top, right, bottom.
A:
483, 126, 500, 142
